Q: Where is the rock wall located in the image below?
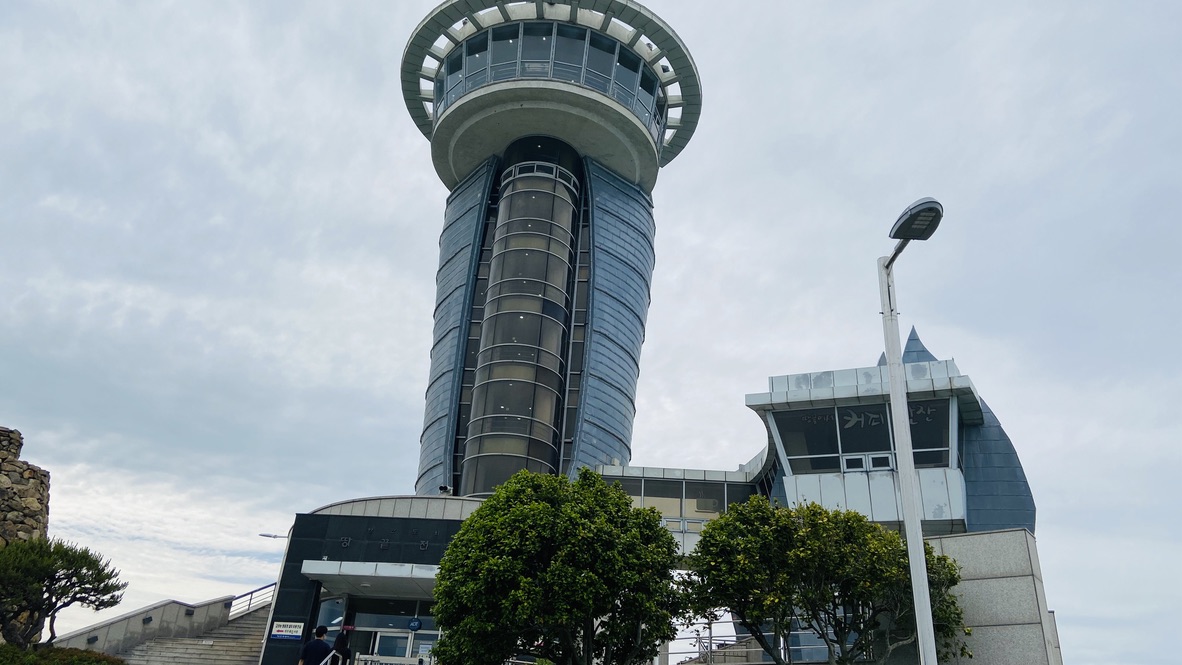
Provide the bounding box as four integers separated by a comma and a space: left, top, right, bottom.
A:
0, 426, 50, 548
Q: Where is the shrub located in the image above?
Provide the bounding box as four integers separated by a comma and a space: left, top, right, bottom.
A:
0, 644, 126, 664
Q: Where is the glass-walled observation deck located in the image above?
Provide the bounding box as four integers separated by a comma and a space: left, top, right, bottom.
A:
434, 21, 668, 145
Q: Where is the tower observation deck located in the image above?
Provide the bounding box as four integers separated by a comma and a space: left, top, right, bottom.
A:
402, 0, 701, 497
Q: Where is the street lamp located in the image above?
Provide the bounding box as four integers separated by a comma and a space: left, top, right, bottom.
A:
878, 197, 943, 665
258, 533, 288, 539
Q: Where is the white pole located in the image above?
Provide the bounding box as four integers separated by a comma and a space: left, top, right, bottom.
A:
878, 254, 939, 665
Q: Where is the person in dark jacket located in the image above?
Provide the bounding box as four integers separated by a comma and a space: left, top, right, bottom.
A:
330, 631, 353, 664
299, 625, 333, 665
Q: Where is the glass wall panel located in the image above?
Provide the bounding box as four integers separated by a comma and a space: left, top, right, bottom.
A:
914, 450, 950, 468
585, 32, 616, 93
644, 479, 682, 517
788, 456, 841, 474
608, 477, 643, 505
726, 484, 756, 508
774, 409, 839, 457
462, 455, 552, 496
539, 318, 564, 353
506, 191, 556, 220
446, 50, 464, 105
483, 311, 542, 346
494, 234, 550, 253
837, 404, 892, 453
532, 386, 557, 422
554, 24, 586, 83
479, 379, 535, 415
612, 48, 641, 107
685, 481, 725, 519
495, 249, 551, 282
638, 69, 658, 111
376, 635, 409, 657
465, 32, 488, 91
555, 25, 587, 63
435, 22, 665, 143
520, 23, 552, 76
469, 436, 530, 456
490, 24, 519, 81
908, 399, 950, 450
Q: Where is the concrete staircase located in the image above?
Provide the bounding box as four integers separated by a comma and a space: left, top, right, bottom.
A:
119, 606, 268, 665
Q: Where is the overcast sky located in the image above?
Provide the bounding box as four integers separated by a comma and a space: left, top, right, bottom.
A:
1, 1, 1178, 663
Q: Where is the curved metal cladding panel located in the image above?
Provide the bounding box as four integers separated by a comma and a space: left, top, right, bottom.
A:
416, 159, 498, 495
569, 159, 656, 470
961, 399, 1037, 533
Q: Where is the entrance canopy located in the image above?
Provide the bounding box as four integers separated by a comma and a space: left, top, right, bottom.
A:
301, 561, 438, 600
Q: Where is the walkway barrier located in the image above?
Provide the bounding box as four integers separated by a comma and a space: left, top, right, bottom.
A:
55, 583, 275, 656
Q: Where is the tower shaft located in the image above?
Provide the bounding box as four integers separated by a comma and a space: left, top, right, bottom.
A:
402, 1, 701, 496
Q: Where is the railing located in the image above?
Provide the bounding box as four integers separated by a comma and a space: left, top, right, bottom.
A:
229, 582, 275, 619
56, 582, 276, 656
54, 595, 234, 655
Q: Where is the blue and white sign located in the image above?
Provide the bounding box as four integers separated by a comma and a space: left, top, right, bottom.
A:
408, 618, 423, 631
271, 621, 304, 640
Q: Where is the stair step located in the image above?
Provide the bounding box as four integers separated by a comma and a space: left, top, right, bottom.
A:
116, 606, 269, 665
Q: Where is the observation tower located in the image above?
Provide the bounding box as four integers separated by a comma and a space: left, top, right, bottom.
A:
402, 0, 702, 497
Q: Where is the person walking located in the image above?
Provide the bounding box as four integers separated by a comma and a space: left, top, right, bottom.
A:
329, 630, 353, 664
298, 625, 333, 665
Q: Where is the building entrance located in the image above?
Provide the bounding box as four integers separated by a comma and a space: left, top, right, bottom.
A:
366, 630, 439, 663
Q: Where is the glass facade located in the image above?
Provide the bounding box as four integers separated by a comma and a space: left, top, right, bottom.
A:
419, 141, 656, 497
565, 161, 656, 472
772, 399, 954, 475
461, 157, 582, 495
417, 160, 499, 494
435, 21, 667, 144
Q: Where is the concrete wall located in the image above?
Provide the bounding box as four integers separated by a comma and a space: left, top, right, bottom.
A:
929, 529, 1062, 665
55, 595, 233, 655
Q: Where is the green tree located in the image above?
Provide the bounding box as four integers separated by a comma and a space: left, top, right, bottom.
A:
0, 539, 127, 650
684, 497, 970, 664
432, 469, 681, 665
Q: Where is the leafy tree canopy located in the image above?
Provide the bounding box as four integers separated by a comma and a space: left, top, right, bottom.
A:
0, 539, 127, 650
432, 469, 681, 665
684, 497, 970, 664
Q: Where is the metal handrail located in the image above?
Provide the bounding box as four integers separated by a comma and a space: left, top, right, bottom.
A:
229, 582, 275, 619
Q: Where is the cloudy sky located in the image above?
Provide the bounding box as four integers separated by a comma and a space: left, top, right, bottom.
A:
2, 1, 1178, 662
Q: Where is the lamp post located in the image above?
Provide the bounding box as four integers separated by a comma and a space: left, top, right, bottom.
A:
878, 197, 943, 665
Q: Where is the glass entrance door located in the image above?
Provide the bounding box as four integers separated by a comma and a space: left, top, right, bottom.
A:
374, 632, 409, 658
372, 631, 441, 662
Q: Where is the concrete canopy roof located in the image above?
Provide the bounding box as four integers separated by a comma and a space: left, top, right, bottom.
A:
400, 0, 702, 167
302, 560, 438, 600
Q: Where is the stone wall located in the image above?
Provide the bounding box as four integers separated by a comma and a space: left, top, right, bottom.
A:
0, 426, 50, 548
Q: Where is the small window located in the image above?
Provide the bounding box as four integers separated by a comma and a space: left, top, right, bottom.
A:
843, 456, 866, 472
870, 455, 893, 470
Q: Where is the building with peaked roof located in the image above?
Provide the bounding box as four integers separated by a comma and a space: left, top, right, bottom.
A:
597, 329, 1038, 555
744, 328, 1037, 536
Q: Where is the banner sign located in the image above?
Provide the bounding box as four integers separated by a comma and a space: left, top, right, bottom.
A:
271, 621, 304, 640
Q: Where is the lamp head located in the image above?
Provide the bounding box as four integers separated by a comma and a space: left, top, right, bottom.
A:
890, 197, 943, 241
